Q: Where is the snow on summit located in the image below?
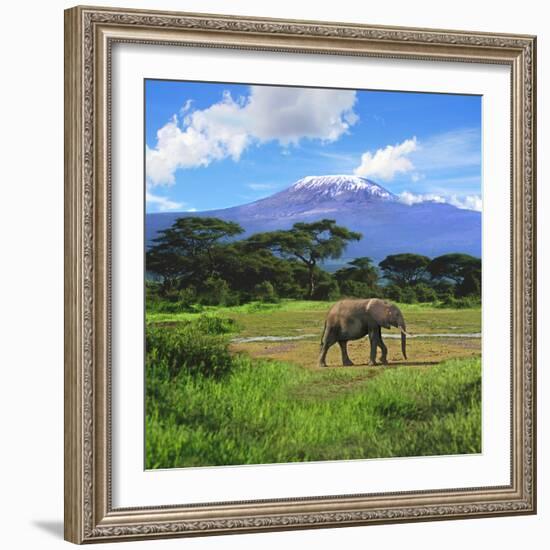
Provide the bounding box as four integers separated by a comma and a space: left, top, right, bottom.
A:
292, 175, 395, 200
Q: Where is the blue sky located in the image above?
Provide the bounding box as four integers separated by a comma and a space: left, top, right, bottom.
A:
145, 79, 481, 213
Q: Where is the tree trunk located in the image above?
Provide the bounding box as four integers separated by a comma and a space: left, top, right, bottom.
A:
308, 265, 316, 299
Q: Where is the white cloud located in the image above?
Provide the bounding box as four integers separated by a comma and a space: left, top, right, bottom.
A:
145, 190, 184, 212
412, 128, 481, 172
146, 86, 358, 186
398, 190, 482, 212
354, 137, 417, 180
451, 194, 482, 211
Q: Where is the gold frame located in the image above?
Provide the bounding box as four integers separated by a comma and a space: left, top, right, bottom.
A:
64, 5, 537, 544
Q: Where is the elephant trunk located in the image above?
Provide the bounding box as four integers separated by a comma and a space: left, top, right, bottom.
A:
398, 314, 408, 360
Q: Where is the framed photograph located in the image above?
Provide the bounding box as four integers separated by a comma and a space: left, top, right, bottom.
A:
64, 5, 537, 544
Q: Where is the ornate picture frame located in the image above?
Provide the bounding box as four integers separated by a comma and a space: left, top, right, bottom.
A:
64, 5, 536, 544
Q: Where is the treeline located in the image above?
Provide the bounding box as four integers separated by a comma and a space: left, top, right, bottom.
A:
146, 217, 481, 310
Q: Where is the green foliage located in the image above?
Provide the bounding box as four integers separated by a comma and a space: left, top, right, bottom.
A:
144, 215, 481, 307
437, 295, 481, 309
382, 284, 404, 302
379, 253, 431, 287
431, 279, 455, 300
200, 276, 231, 306
428, 253, 481, 283
253, 281, 279, 303
428, 253, 481, 299
246, 219, 361, 298
146, 284, 200, 313
456, 269, 481, 298
399, 286, 417, 304
146, 217, 244, 290
413, 283, 438, 303
311, 277, 340, 301
146, 316, 236, 379
339, 280, 376, 298
335, 256, 381, 298
146, 348, 481, 468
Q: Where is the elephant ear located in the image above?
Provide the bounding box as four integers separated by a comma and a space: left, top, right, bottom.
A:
366, 300, 393, 329
388, 305, 401, 328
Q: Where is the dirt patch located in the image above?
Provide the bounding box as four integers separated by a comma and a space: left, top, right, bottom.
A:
231, 335, 481, 370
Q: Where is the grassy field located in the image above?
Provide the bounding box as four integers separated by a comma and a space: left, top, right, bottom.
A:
146, 300, 481, 469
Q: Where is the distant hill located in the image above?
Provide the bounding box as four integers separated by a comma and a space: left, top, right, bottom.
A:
146, 175, 481, 262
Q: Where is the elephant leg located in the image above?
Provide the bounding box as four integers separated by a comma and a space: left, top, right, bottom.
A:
318, 328, 336, 367
338, 341, 354, 366
368, 330, 378, 366
377, 326, 388, 364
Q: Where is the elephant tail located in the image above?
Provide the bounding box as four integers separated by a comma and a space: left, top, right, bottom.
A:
320, 320, 327, 350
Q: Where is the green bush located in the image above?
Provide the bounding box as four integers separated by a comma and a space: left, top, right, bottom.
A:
193, 315, 237, 335
437, 295, 481, 309
253, 281, 279, 303
382, 284, 402, 302
339, 280, 381, 298
146, 321, 234, 378
399, 286, 417, 304
432, 280, 455, 300
200, 276, 231, 306
312, 279, 340, 301
414, 283, 438, 303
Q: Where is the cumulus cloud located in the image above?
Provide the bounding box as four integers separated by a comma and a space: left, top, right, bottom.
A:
398, 190, 482, 212
146, 86, 358, 186
354, 137, 417, 180
145, 190, 184, 212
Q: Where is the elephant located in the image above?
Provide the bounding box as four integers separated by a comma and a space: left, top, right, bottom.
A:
318, 298, 409, 367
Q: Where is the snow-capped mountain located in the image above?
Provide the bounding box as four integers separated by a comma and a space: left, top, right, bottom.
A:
146, 175, 481, 262
291, 175, 396, 200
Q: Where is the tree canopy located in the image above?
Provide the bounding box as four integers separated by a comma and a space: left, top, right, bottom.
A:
146, 217, 244, 288
246, 219, 361, 297
145, 215, 481, 306
427, 253, 481, 283
379, 253, 431, 287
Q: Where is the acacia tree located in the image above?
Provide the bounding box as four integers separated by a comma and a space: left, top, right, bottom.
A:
379, 253, 431, 287
427, 253, 481, 297
335, 257, 379, 286
146, 217, 244, 290
246, 219, 361, 298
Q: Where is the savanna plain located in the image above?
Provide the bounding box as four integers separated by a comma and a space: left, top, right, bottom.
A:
146, 300, 481, 469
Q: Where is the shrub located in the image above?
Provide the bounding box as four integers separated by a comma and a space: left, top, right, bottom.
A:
253, 281, 279, 303
312, 279, 340, 301
414, 283, 438, 303
339, 280, 379, 298
200, 276, 231, 306
437, 295, 481, 309
432, 280, 455, 300
146, 322, 233, 378
399, 286, 417, 304
382, 284, 401, 302
193, 315, 237, 335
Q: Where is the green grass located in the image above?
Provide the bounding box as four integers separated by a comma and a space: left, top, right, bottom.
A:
147, 299, 480, 339
146, 352, 481, 469
145, 302, 481, 469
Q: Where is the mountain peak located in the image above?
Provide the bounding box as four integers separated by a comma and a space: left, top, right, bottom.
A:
291, 175, 395, 200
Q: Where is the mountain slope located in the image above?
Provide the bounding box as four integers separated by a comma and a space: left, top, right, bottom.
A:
146, 175, 481, 262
